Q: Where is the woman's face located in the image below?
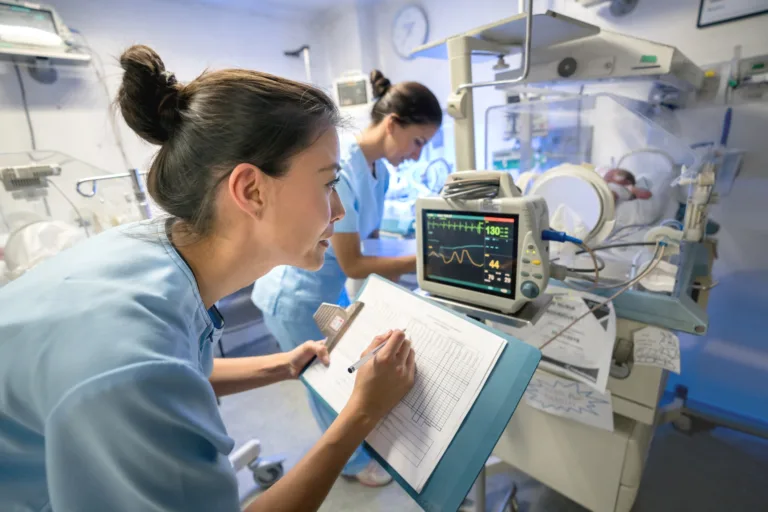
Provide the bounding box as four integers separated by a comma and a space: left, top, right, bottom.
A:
260, 128, 345, 270
383, 120, 439, 167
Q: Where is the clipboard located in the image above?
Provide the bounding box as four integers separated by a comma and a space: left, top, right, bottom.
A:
301, 275, 541, 512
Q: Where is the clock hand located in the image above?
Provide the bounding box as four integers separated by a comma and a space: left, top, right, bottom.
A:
404, 21, 415, 39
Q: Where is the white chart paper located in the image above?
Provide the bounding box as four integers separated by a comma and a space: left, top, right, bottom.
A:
302, 277, 506, 492
524, 371, 614, 432
491, 288, 615, 393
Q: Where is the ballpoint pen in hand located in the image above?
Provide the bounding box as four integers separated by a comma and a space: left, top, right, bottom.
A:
348, 329, 406, 374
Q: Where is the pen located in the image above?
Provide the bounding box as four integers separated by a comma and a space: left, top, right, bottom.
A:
348, 329, 406, 374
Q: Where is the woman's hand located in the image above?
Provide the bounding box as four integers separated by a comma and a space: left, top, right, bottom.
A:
285, 341, 331, 379
347, 330, 416, 421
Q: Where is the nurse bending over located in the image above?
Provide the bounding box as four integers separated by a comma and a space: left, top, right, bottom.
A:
0, 45, 414, 512
253, 69, 442, 486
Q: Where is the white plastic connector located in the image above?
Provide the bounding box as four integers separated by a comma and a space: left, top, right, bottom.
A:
645, 226, 683, 255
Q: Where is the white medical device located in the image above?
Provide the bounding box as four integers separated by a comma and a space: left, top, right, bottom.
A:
0, 1, 90, 65
332, 71, 373, 108
416, 171, 550, 314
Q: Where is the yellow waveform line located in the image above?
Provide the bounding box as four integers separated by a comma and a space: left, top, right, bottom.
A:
428, 249, 484, 268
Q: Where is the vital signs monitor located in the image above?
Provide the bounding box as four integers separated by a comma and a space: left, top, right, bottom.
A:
416, 172, 550, 314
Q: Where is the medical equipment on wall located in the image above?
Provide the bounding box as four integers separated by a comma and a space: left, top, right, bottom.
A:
416, 171, 550, 314
572, 0, 638, 16
332, 71, 376, 135
333, 71, 372, 108
411, 10, 704, 172
283, 44, 311, 83
0, 1, 90, 65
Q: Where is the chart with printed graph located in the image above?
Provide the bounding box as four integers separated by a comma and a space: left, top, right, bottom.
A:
372, 316, 482, 466
422, 210, 519, 298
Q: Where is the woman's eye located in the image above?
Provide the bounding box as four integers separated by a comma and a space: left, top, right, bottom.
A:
327, 177, 341, 190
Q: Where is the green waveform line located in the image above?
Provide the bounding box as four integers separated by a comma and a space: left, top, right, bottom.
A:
426, 220, 484, 234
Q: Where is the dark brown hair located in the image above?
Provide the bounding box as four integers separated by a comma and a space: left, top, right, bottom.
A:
118, 45, 341, 238
369, 69, 442, 128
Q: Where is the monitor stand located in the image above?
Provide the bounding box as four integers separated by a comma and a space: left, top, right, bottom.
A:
415, 289, 553, 330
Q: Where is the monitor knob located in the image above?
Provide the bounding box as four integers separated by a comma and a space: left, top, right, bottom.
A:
521, 281, 540, 299
557, 57, 578, 78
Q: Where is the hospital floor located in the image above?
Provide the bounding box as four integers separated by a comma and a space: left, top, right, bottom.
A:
219, 337, 768, 512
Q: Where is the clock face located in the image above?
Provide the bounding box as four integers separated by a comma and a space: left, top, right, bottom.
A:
392, 5, 429, 60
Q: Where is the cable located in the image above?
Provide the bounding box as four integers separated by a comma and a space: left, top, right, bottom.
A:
14, 64, 37, 151
539, 243, 667, 351
46, 178, 90, 238
576, 241, 600, 289
550, 241, 657, 270
0, 200, 10, 232
565, 243, 667, 290
440, 181, 500, 199
70, 29, 133, 171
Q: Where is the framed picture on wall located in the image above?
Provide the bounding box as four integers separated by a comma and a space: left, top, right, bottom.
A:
698, 0, 768, 28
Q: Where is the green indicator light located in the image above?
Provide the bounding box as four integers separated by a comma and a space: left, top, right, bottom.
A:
752, 62, 766, 71
641, 55, 658, 64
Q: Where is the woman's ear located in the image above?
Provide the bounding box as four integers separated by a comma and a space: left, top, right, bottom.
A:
228, 163, 267, 219
384, 114, 399, 136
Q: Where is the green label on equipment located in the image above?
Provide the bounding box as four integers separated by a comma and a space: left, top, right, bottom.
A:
641, 55, 658, 64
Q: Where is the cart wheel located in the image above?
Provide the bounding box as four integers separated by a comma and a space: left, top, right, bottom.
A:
253, 462, 284, 488
672, 415, 693, 434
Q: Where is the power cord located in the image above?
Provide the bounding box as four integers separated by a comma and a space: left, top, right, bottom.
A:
46, 178, 90, 238
70, 28, 133, 171
539, 241, 668, 351
14, 63, 37, 151
551, 241, 657, 273
542, 229, 601, 289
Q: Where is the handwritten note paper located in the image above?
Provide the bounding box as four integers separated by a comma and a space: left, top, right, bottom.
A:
633, 327, 681, 374
524, 371, 614, 432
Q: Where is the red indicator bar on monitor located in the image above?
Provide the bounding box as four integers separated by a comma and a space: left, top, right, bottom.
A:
484, 217, 516, 223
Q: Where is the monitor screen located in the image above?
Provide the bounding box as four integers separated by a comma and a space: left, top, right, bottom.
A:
0, 3, 57, 35
336, 80, 368, 107
422, 210, 519, 299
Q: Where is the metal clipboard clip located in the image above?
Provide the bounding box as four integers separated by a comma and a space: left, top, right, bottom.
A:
313, 301, 365, 354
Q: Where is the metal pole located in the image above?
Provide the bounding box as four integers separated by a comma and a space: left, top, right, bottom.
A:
302, 47, 312, 83
475, 466, 487, 512
129, 168, 152, 220
457, 0, 534, 94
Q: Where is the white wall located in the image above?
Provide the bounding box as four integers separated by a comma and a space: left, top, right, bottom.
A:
0, 0, 314, 230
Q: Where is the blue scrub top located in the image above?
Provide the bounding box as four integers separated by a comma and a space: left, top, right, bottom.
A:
0, 221, 238, 512
252, 137, 389, 317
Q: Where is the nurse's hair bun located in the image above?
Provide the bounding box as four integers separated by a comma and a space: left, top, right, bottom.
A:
118, 45, 185, 145
370, 69, 392, 100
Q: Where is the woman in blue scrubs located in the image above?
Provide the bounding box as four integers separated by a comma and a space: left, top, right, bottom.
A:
0, 46, 415, 512
252, 70, 441, 486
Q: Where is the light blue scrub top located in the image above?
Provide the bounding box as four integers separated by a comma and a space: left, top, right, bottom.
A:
252, 137, 389, 317
0, 221, 238, 512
